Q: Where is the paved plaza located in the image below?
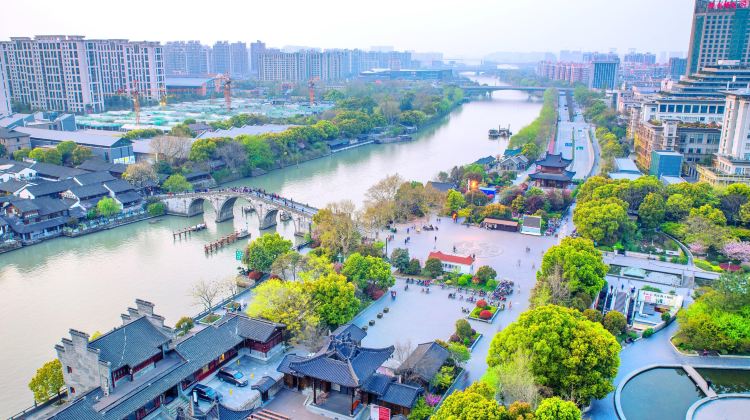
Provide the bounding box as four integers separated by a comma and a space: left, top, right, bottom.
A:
372, 221, 559, 384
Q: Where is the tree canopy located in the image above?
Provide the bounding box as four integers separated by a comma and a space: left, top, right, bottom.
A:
341, 252, 394, 290
244, 233, 293, 273
487, 305, 620, 406
28, 359, 64, 403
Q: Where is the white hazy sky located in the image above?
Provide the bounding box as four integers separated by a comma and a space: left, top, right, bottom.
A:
0, 0, 693, 58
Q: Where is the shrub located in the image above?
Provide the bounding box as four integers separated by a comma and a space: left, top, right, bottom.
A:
248, 271, 263, 280
642, 328, 655, 338
449, 333, 461, 343
405, 258, 422, 275
661, 312, 671, 322
457, 277, 469, 287
475, 265, 497, 284
476, 299, 488, 309
486, 279, 497, 289
366, 284, 385, 300
479, 310, 493, 320
472, 276, 482, 285
583, 308, 603, 323
695, 259, 723, 272
602, 311, 627, 335
146, 202, 166, 216
175, 316, 195, 335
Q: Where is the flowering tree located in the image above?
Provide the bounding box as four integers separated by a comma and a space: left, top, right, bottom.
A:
689, 242, 707, 256
723, 241, 750, 263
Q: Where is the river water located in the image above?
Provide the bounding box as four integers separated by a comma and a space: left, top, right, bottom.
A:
0, 75, 542, 415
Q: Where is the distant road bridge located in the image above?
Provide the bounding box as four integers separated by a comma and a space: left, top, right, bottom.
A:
159, 188, 317, 236
460, 85, 574, 95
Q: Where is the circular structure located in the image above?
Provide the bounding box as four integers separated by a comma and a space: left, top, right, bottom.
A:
687, 394, 750, 420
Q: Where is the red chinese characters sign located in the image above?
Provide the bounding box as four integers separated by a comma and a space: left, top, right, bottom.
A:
708, 1, 749, 9
369, 404, 391, 420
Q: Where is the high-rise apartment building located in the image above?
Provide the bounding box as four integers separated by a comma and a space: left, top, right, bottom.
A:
697, 88, 750, 185
0, 53, 11, 116
212, 41, 231, 75
0, 36, 164, 113
250, 40, 266, 77
624, 52, 657, 65
230, 42, 249, 78
687, 0, 750, 75
258, 50, 344, 81
164, 41, 210, 76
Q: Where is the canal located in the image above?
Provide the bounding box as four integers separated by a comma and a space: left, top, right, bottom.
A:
0, 75, 542, 415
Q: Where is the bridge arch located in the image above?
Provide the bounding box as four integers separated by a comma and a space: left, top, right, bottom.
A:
216, 196, 239, 223
187, 197, 207, 217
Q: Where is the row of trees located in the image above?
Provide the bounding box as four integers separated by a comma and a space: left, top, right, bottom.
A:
508, 88, 558, 151
12, 141, 93, 167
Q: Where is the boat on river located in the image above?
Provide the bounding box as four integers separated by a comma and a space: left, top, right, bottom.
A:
236, 229, 251, 239
376, 134, 413, 144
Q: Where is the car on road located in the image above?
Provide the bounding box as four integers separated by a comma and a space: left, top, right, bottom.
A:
217, 367, 249, 386
193, 384, 221, 402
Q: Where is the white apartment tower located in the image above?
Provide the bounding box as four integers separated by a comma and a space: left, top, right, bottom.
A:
0, 35, 164, 113
718, 88, 750, 160
0, 52, 11, 116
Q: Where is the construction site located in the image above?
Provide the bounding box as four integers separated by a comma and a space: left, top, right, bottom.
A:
75, 97, 333, 132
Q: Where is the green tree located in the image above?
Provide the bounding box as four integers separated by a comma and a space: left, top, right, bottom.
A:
602, 310, 627, 336
96, 197, 121, 217
432, 382, 503, 420
390, 248, 410, 272
341, 252, 395, 290
309, 272, 360, 328
446, 342, 471, 365
573, 197, 633, 246
638, 192, 665, 230
489, 351, 539, 407
422, 257, 443, 278
71, 146, 93, 165
475, 266, 497, 284
175, 316, 195, 335
740, 201, 750, 226
487, 305, 620, 406
535, 397, 582, 420
665, 193, 693, 221
690, 204, 727, 226
312, 201, 361, 256
445, 189, 467, 213
535, 237, 607, 302
405, 258, 422, 275
56, 141, 77, 165
246, 278, 318, 343
270, 251, 310, 281
455, 318, 474, 341
13, 147, 31, 160
582, 308, 603, 323
28, 359, 64, 403
162, 174, 192, 192
244, 233, 293, 273
408, 397, 433, 420
122, 161, 158, 188
189, 138, 218, 161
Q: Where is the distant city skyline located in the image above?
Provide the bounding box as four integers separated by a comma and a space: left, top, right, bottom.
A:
0, 0, 692, 59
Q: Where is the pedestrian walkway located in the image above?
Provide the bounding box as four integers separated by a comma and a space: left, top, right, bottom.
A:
683, 365, 718, 398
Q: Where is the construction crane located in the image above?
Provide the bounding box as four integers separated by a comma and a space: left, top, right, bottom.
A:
159, 87, 167, 108
116, 80, 141, 126
220, 74, 232, 112
308, 79, 315, 107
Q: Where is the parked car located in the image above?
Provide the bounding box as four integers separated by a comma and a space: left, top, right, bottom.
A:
217, 367, 249, 386
193, 384, 220, 402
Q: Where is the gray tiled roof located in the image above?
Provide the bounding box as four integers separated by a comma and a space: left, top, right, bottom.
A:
332, 324, 367, 343
9, 198, 38, 213
89, 317, 171, 371
32, 197, 73, 216
103, 179, 134, 194
7, 216, 67, 234
237, 317, 285, 342
277, 354, 306, 374
396, 342, 449, 384
0, 179, 28, 193
31, 162, 88, 179
25, 179, 75, 198
289, 355, 360, 387
74, 171, 116, 186
285, 340, 394, 387
77, 159, 127, 175
380, 382, 422, 408
251, 376, 277, 393
361, 372, 393, 396
0, 126, 29, 139
114, 191, 142, 205
535, 152, 572, 168
528, 170, 576, 182
69, 184, 109, 200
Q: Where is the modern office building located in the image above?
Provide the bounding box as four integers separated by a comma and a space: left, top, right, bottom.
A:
633, 118, 720, 171
0, 36, 164, 113
669, 57, 688, 79
697, 88, 750, 184
588, 60, 619, 90
650, 150, 684, 178
164, 41, 211, 76
687, 0, 750, 75
250, 40, 266, 77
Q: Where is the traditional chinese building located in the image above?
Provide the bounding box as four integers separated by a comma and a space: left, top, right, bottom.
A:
528, 152, 575, 188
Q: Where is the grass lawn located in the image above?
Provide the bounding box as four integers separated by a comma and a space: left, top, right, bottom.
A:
469, 305, 498, 321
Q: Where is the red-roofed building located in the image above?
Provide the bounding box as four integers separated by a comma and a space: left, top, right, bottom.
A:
427, 251, 475, 274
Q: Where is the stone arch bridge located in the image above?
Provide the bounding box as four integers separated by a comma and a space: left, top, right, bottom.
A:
159, 190, 317, 236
